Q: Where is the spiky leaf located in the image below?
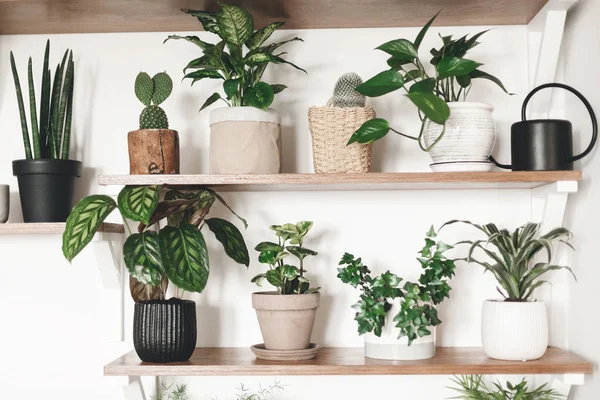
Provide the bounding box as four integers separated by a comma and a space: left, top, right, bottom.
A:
123, 232, 164, 285
216, 3, 254, 46
117, 185, 161, 224
206, 218, 250, 267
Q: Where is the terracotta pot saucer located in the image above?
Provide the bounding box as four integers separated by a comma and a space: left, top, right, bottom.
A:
250, 343, 320, 361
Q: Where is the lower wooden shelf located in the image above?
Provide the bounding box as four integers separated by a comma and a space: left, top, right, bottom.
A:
104, 347, 592, 376
0, 222, 124, 235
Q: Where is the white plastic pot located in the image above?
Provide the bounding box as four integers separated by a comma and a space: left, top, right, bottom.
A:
209, 107, 282, 174
423, 102, 496, 166
0, 184, 8, 223
364, 301, 435, 361
481, 300, 548, 361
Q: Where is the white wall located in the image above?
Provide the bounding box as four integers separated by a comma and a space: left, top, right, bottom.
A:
0, 21, 564, 399
562, 0, 600, 399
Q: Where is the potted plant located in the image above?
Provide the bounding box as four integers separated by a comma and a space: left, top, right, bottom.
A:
165, 2, 306, 174
251, 222, 320, 354
449, 375, 565, 399
338, 226, 456, 360
128, 72, 179, 175
445, 220, 574, 361
337, 226, 456, 360
62, 185, 249, 363
10, 40, 82, 222
347, 12, 512, 171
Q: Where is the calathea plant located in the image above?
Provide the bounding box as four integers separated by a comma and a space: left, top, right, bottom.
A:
62, 186, 249, 300
252, 221, 319, 295
337, 226, 456, 344
347, 12, 511, 151
135, 71, 173, 129
165, 2, 306, 111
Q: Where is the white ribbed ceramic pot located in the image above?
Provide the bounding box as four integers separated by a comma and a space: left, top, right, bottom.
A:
481, 300, 548, 361
423, 102, 496, 164
364, 301, 435, 361
0, 184, 8, 223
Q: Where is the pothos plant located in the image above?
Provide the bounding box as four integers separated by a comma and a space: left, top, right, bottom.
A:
251, 221, 319, 295
337, 226, 456, 345
62, 186, 249, 301
347, 12, 511, 151
165, 2, 306, 111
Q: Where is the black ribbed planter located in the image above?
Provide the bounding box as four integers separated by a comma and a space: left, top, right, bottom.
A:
133, 299, 197, 363
12, 159, 82, 222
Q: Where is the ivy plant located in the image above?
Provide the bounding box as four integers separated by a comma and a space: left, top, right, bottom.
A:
337, 226, 456, 345
449, 375, 565, 400
62, 186, 249, 301
251, 221, 320, 295
165, 2, 306, 111
347, 12, 512, 151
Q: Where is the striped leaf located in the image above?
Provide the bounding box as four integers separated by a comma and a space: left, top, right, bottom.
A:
160, 223, 210, 293
123, 232, 164, 285
216, 3, 254, 46
62, 195, 117, 261
206, 218, 250, 267
117, 185, 161, 224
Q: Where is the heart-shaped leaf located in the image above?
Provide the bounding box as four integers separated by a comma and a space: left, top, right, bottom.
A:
286, 246, 318, 261
244, 82, 274, 110
117, 185, 161, 224
436, 57, 482, 79
407, 92, 450, 125
123, 231, 164, 285
223, 79, 239, 99
409, 78, 436, 93
347, 118, 390, 145
255, 241, 284, 252
356, 70, 404, 97
376, 39, 418, 60
216, 3, 254, 46
456, 74, 472, 88
206, 217, 250, 267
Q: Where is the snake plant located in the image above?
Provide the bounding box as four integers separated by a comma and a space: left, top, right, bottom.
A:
444, 220, 574, 301
10, 40, 75, 160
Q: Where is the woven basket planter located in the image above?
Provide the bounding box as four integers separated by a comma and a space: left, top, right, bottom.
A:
308, 106, 375, 173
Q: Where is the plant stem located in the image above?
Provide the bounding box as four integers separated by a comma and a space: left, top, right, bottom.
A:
390, 127, 419, 141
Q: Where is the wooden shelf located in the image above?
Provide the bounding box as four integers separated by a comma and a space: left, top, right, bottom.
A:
97, 171, 582, 191
0, 222, 124, 235
104, 347, 593, 377
0, 0, 549, 35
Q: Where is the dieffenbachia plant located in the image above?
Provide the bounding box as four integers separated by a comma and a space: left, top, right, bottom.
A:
252, 221, 320, 295
347, 12, 512, 151
62, 186, 250, 301
165, 2, 306, 111
444, 220, 575, 301
337, 226, 456, 345
10, 40, 75, 160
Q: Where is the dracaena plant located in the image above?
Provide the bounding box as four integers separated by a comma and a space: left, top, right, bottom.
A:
165, 2, 306, 111
337, 226, 456, 345
62, 186, 249, 301
348, 12, 511, 151
449, 375, 565, 400
10, 40, 75, 160
251, 221, 320, 295
444, 220, 575, 301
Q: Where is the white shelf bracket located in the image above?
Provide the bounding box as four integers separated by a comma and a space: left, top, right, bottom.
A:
123, 377, 147, 400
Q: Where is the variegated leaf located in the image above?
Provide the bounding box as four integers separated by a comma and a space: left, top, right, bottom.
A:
216, 3, 254, 46
62, 195, 117, 261
206, 218, 250, 266
181, 10, 220, 35
129, 274, 168, 302
117, 185, 161, 224
246, 21, 285, 50
163, 34, 214, 50
123, 231, 164, 285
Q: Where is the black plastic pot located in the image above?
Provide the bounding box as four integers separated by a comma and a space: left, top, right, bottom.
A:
12, 159, 82, 222
133, 299, 197, 363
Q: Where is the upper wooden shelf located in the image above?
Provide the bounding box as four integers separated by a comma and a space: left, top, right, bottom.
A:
97, 171, 582, 191
0, 222, 124, 235
104, 347, 593, 377
0, 0, 549, 35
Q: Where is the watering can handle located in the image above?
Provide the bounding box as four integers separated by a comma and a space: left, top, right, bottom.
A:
522, 83, 598, 162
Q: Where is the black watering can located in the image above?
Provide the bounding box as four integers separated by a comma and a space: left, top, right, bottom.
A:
490, 83, 598, 171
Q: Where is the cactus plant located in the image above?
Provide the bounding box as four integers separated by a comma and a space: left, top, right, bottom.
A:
331, 73, 366, 108
135, 71, 173, 130
10, 40, 75, 160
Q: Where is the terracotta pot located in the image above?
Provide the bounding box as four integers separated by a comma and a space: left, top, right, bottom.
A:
252, 291, 319, 350
128, 129, 180, 175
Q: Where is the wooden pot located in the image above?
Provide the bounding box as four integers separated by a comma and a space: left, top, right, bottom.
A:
128, 129, 180, 175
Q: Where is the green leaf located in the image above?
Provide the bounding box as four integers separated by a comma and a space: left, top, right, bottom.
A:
347, 118, 390, 145
184, 70, 223, 85
286, 246, 318, 260
414, 11, 440, 50
223, 79, 239, 99
356, 70, 404, 97
141, 196, 201, 229
216, 2, 254, 46
406, 92, 450, 125
243, 52, 273, 65
281, 264, 300, 279
123, 232, 164, 285
181, 10, 220, 34
376, 39, 418, 60
184, 56, 222, 72
436, 57, 482, 79
456, 74, 472, 88
151, 72, 173, 105
117, 185, 161, 224
295, 221, 313, 237
270, 84, 287, 94
205, 218, 250, 267
246, 21, 285, 50
62, 195, 117, 261
208, 189, 248, 228
470, 69, 514, 95
134, 72, 153, 107
271, 55, 307, 73
251, 273, 266, 286
387, 57, 411, 70
159, 223, 210, 293
255, 241, 284, 252
200, 92, 223, 111
244, 82, 274, 110
409, 78, 436, 93
265, 269, 283, 287
163, 34, 214, 50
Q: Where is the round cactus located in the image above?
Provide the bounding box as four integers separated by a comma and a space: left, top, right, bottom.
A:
332, 72, 366, 108
140, 105, 169, 129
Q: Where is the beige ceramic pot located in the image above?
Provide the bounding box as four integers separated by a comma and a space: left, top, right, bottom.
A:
252, 291, 320, 350
128, 129, 180, 175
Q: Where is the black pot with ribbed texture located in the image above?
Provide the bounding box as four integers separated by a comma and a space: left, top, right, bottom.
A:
12, 159, 82, 222
133, 299, 197, 363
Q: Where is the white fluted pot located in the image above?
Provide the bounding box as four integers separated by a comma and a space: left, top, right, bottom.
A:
481, 300, 548, 361
423, 102, 496, 166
